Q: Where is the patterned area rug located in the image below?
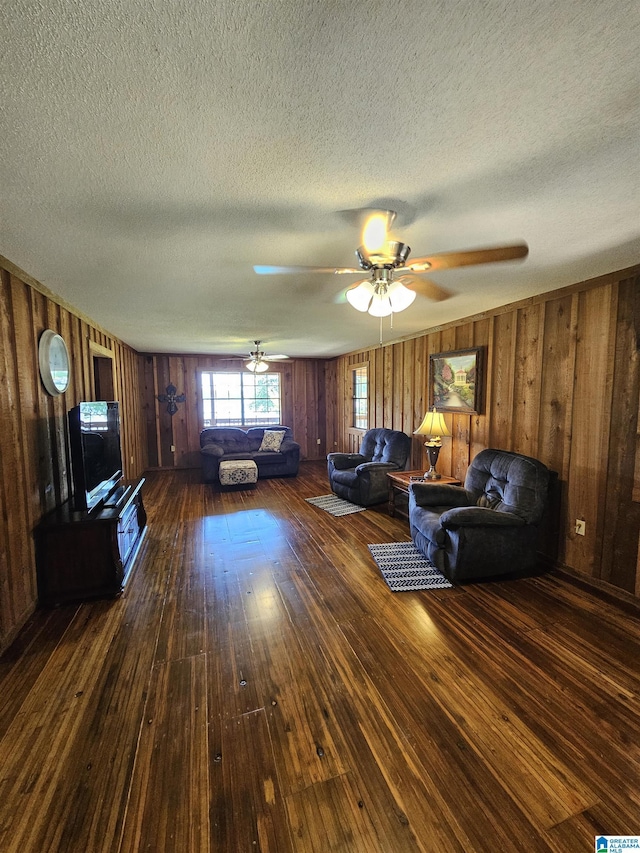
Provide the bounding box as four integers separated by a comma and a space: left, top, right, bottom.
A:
368, 542, 453, 591
305, 494, 367, 516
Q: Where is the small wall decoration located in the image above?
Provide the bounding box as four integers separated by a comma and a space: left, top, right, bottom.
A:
429, 347, 484, 414
157, 384, 185, 415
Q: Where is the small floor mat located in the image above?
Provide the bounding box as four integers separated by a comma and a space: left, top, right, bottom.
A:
305, 494, 367, 516
368, 542, 453, 591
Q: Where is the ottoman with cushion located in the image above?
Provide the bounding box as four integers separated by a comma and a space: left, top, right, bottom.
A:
218, 458, 258, 487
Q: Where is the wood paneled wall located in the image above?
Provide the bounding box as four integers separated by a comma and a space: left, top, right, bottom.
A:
0, 259, 147, 653
331, 267, 640, 597
139, 354, 328, 469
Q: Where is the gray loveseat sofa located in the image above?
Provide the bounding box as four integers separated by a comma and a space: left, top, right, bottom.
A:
200, 426, 300, 482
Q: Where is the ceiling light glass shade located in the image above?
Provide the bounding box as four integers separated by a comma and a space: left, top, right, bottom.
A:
246, 359, 269, 373
346, 281, 374, 312
368, 293, 393, 317
387, 280, 416, 312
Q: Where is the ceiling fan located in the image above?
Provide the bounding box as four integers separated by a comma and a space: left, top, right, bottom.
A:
254, 210, 528, 317
244, 341, 289, 373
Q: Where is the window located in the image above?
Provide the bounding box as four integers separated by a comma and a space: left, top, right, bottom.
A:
352, 365, 368, 429
200, 371, 281, 427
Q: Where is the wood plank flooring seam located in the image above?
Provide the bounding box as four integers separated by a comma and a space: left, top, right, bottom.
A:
112, 542, 187, 853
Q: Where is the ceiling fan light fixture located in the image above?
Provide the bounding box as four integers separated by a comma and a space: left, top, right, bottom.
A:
346, 272, 415, 317
246, 359, 269, 373
346, 280, 374, 312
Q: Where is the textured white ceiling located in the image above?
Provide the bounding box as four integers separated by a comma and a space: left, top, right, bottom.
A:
1, 0, 639, 358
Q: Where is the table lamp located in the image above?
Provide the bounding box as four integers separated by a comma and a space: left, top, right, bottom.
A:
414, 407, 450, 479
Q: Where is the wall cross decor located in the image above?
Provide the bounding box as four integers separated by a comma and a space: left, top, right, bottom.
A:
157, 383, 186, 415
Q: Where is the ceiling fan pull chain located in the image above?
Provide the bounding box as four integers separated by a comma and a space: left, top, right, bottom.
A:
379, 316, 383, 346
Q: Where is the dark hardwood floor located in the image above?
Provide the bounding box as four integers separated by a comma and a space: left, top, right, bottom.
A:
1, 461, 639, 852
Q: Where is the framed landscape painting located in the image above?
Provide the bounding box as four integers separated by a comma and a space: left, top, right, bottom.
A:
429, 347, 483, 414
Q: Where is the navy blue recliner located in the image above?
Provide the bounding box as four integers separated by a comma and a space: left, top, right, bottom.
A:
327, 428, 411, 507
409, 448, 550, 583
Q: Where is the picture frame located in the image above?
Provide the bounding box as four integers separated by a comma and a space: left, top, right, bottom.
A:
429, 347, 483, 414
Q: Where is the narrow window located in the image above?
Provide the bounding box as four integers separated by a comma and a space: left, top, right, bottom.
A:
352, 365, 368, 429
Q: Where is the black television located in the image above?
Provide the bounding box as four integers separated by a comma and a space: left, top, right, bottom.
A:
68, 401, 123, 513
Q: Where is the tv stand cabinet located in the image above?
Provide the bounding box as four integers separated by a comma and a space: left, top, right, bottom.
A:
36, 477, 147, 607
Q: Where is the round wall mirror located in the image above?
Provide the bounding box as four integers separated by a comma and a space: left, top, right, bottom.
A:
38, 329, 70, 395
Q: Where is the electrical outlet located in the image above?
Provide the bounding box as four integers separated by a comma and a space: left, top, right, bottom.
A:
170, 444, 176, 452
316, 438, 321, 445
575, 519, 586, 536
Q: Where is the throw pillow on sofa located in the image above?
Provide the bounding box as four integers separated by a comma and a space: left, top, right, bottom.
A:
259, 429, 286, 452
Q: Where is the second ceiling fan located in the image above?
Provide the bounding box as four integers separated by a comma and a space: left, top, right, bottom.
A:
245, 341, 289, 373
254, 210, 528, 317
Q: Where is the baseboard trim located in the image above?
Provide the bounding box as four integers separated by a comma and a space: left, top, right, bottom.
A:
0, 601, 37, 657
553, 564, 640, 616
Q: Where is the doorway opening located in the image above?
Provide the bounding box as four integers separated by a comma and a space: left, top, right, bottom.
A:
89, 341, 116, 401
93, 356, 114, 400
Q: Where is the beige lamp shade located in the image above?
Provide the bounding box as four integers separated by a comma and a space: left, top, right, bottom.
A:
414, 407, 450, 479
414, 408, 450, 440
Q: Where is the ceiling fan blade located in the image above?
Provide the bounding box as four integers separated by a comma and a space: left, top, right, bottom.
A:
405, 243, 529, 272
395, 275, 454, 302
263, 354, 290, 361
253, 264, 362, 275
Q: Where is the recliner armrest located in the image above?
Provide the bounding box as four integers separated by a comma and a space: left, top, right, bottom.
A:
327, 453, 366, 470
201, 443, 225, 457
440, 506, 526, 529
355, 461, 397, 474
410, 483, 470, 508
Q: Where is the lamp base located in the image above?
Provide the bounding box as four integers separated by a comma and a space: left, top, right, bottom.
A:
424, 443, 442, 480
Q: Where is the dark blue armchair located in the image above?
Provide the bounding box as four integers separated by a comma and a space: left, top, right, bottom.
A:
327, 428, 411, 507
409, 448, 550, 583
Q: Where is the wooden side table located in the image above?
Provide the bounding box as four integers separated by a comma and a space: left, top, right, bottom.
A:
387, 470, 462, 522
